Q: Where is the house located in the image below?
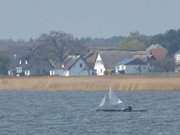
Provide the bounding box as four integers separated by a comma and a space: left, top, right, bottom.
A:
174, 49, 180, 72
85, 51, 132, 75
8, 50, 55, 76
85, 51, 106, 76
93, 53, 106, 76
49, 68, 70, 76
85, 50, 149, 75
8, 58, 30, 76
115, 57, 149, 74
146, 44, 168, 60
49, 55, 91, 76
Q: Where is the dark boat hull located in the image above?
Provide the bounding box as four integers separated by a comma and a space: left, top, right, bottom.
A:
96, 109, 147, 112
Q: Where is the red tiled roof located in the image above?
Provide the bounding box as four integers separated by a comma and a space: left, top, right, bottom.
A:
150, 48, 168, 60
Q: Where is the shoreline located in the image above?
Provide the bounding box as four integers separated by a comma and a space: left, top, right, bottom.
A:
0, 74, 180, 91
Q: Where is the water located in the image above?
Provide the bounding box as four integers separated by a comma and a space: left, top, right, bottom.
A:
0, 90, 180, 135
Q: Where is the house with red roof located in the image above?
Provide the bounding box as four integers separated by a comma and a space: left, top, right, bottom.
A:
146, 44, 168, 60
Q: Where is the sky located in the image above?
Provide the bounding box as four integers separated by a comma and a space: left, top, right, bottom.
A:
0, 0, 179, 40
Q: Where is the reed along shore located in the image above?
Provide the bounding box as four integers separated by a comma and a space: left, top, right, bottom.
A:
1, 74, 180, 91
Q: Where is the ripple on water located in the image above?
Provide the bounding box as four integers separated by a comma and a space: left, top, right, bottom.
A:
0, 90, 179, 135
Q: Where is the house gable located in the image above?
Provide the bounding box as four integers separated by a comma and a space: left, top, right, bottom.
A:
68, 56, 90, 76
94, 53, 106, 76
116, 57, 149, 74
146, 44, 168, 60
174, 49, 180, 65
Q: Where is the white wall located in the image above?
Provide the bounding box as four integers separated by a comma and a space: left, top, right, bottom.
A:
24, 70, 30, 76
49, 69, 69, 76
94, 54, 106, 76
116, 64, 148, 74
175, 54, 180, 65
69, 59, 89, 76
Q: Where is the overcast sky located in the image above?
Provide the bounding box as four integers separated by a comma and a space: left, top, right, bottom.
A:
0, 0, 179, 40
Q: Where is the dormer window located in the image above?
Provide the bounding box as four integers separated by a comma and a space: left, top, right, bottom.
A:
25, 60, 28, 65
19, 60, 22, 65
61, 64, 65, 68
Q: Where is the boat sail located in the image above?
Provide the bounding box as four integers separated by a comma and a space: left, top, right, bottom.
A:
98, 87, 123, 107
96, 88, 147, 112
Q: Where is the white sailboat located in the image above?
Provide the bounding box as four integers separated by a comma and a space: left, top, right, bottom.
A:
96, 88, 124, 111
96, 87, 147, 112
98, 87, 123, 107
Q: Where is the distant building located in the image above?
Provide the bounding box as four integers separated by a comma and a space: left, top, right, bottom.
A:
49, 68, 69, 76
174, 49, 180, 72
85, 50, 150, 75
115, 57, 149, 74
49, 55, 91, 76
94, 53, 106, 76
8, 58, 30, 76
146, 44, 168, 60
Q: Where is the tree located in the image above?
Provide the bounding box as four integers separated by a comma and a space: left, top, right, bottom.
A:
150, 29, 180, 55
0, 54, 10, 75
120, 32, 147, 50
150, 57, 175, 72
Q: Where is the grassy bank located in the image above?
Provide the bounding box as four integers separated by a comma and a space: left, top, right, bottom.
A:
0, 74, 180, 91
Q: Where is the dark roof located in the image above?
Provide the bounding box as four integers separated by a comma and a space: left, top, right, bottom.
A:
63, 55, 81, 70
8, 58, 30, 70
84, 50, 149, 69
7, 46, 32, 70
100, 50, 147, 68
84, 51, 98, 68
118, 57, 146, 65
48, 59, 62, 69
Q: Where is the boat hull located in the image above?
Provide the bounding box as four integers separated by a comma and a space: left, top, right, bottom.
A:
96, 109, 147, 112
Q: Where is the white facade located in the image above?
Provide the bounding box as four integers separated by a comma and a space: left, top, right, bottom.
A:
16, 67, 23, 74
115, 64, 148, 74
25, 60, 28, 65
19, 59, 22, 65
8, 70, 13, 76
24, 70, 30, 76
94, 53, 106, 76
174, 51, 180, 72
49, 57, 89, 77
174, 53, 180, 65
115, 65, 126, 73
49, 70, 55, 76
49, 69, 70, 77
64, 71, 70, 76
8, 58, 31, 77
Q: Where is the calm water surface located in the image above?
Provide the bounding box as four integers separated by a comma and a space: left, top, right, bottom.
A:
0, 90, 180, 135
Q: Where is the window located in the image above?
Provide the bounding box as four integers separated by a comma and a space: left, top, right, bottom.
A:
80, 63, 83, 68
16, 67, 22, 73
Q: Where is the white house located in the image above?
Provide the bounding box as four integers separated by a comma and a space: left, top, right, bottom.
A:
115, 65, 126, 74
94, 53, 106, 76
49, 55, 91, 76
174, 50, 180, 65
24, 70, 31, 76
115, 57, 149, 74
8, 59, 31, 76
174, 49, 180, 72
49, 69, 70, 76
